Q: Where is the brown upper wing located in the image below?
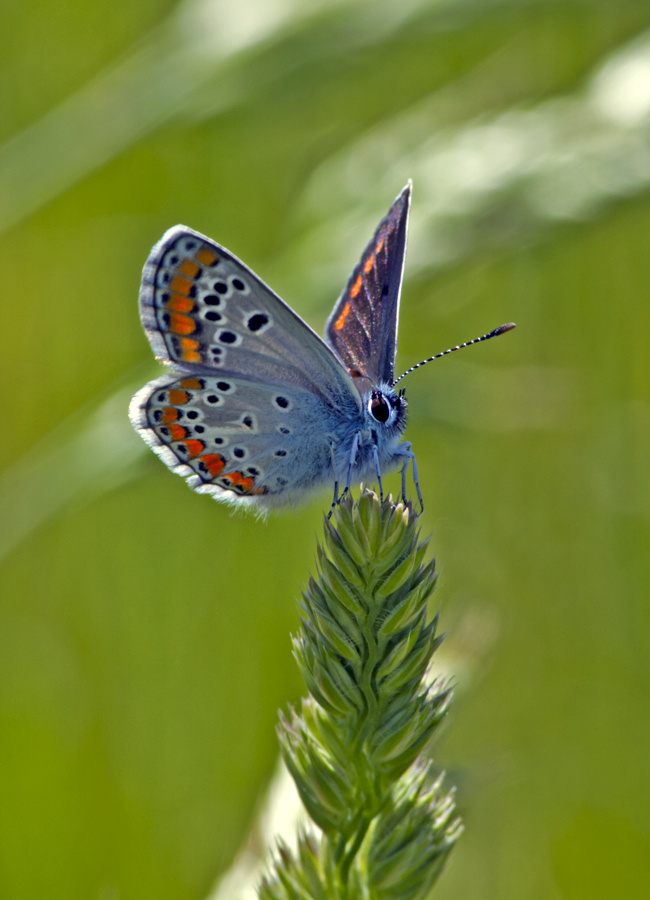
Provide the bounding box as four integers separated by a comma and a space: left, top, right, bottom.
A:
325, 183, 411, 385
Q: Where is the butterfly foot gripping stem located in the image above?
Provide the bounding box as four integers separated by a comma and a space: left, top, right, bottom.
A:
327, 481, 340, 520
372, 444, 384, 503
336, 432, 360, 512
400, 443, 423, 513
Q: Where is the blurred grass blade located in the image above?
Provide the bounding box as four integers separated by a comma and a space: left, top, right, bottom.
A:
0, 384, 146, 563
0, 0, 450, 236
294, 28, 650, 295
207, 758, 306, 900
0, 0, 297, 234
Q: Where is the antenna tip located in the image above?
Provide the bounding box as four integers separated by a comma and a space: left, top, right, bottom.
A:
496, 322, 516, 335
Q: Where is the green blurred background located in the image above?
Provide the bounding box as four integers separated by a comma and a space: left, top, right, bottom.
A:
1, 0, 650, 897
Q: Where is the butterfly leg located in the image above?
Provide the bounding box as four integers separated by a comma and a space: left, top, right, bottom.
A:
372, 443, 384, 502
398, 442, 424, 512
339, 431, 361, 505
328, 441, 340, 519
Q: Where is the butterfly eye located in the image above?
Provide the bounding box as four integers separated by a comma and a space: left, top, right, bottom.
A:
370, 392, 390, 424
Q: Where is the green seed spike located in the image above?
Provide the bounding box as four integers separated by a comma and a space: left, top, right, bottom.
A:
262, 490, 462, 900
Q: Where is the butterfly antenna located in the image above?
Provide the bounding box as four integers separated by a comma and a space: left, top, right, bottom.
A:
392, 323, 516, 386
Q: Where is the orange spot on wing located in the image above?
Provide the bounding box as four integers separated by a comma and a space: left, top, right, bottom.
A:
169, 275, 193, 295
363, 254, 375, 274
184, 439, 205, 457
179, 338, 201, 363
179, 378, 204, 389
168, 389, 190, 405
169, 313, 196, 335
334, 302, 351, 332
179, 337, 201, 364
177, 259, 200, 278
165, 294, 194, 313
167, 424, 188, 441
160, 407, 179, 423
221, 471, 254, 492
375, 236, 385, 254
195, 247, 219, 266
200, 453, 226, 477
350, 275, 363, 299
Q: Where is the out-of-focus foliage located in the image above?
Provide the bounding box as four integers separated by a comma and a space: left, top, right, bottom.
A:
1, 1, 649, 898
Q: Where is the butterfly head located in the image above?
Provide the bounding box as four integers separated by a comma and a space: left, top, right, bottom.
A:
368, 385, 407, 431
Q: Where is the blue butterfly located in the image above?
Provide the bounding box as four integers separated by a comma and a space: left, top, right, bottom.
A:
130, 183, 513, 511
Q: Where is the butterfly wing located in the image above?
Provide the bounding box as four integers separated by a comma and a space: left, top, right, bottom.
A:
137, 225, 360, 402
130, 226, 362, 506
325, 183, 411, 385
130, 372, 341, 506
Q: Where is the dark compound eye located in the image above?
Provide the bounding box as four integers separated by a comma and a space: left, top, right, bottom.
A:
370, 392, 390, 423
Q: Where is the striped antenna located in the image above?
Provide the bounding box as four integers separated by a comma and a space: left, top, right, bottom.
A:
392, 323, 516, 386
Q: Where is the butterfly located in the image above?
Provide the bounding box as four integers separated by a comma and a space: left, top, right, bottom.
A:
130, 183, 514, 512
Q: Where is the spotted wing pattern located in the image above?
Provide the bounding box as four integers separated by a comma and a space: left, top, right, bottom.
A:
137, 226, 359, 398
325, 183, 411, 385
130, 226, 361, 505
130, 372, 338, 504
